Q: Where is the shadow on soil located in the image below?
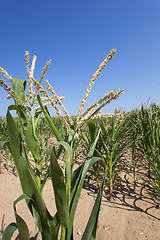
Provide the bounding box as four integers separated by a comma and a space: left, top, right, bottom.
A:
1, 151, 160, 239
83, 163, 160, 222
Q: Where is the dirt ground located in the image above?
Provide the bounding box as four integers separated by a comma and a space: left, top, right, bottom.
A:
0, 155, 160, 240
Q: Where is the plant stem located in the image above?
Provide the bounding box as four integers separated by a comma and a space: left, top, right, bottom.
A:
31, 106, 41, 190
31, 106, 36, 136
61, 225, 66, 240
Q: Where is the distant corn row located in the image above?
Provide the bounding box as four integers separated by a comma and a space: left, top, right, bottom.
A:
100, 113, 124, 118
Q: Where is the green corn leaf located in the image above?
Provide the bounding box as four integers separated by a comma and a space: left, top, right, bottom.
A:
58, 141, 72, 221
32, 205, 42, 233
50, 147, 68, 227
41, 134, 72, 191
8, 105, 41, 162
12, 78, 26, 104
7, 110, 35, 200
82, 168, 107, 240
15, 214, 29, 240
6, 109, 52, 239
87, 129, 101, 159
87, 121, 96, 143
81, 131, 90, 147
0, 141, 10, 151
67, 130, 101, 240
2, 223, 18, 240
59, 140, 73, 174
101, 135, 110, 161
37, 95, 63, 142
68, 157, 100, 240
71, 164, 84, 203
59, 141, 72, 164
48, 212, 60, 240
34, 109, 42, 132
13, 194, 32, 240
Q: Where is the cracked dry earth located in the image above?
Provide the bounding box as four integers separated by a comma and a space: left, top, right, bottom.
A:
0, 150, 160, 240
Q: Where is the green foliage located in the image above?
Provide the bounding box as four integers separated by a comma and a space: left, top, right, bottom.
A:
138, 105, 160, 197
100, 116, 131, 198
1, 78, 106, 240
125, 109, 141, 185
81, 121, 105, 189
0, 119, 8, 141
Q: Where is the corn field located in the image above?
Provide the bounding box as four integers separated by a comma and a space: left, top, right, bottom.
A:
0, 51, 160, 240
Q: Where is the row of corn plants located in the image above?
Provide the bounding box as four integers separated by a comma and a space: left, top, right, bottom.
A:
81, 104, 160, 200
1, 99, 160, 200
0, 49, 125, 239
0, 118, 11, 173
138, 104, 160, 198
122, 104, 160, 198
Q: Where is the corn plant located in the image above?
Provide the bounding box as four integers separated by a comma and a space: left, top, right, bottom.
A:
139, 105, 160, 198
0, 119, 12, 172
125, 109, 142, 187
0, 119, 8, 141
99, 116, 131, 198
81, 120, 105, 189
2, 104, 106, 240
0, 49, 124, 239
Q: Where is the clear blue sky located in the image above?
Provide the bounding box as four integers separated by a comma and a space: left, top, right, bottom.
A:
0, 0, 160, 117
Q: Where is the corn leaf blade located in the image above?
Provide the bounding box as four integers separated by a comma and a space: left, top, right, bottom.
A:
8, 105, 41, 162
67, 130, 101, 240
2, 223, 18, 240
6, 110, 51, 239
37, 95, 63, 142
50, 147, 68, 227
12, 78, 26, 103
13, 194, 33, 240
87, 121, 96, 143
82, 168, 107, 240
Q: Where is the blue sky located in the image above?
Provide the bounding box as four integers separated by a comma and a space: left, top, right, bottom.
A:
0, 0, 160, 117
